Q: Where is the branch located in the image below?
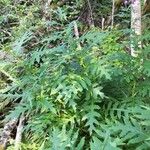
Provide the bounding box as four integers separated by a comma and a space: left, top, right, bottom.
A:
14, 115, 25, 150
101, 17, 105, 30
43, 0, 52, 20
87, 0, 94, 27
0, 69, 16, 83
0, 118, 18, 150
73, 21, 81, 50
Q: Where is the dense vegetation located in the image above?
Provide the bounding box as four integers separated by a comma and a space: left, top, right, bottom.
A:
0, 0, 150, 149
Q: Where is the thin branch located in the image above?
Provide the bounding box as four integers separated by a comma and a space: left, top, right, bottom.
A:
73, 21, 80, 39
14, 115, 25, 150
1, 29, 11, 37
0, 69, 16, 83
101, 17, 105, 30
43, 0, 52, 20
73, 21, 81, 50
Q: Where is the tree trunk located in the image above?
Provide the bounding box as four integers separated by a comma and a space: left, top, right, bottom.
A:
131, 0, 142, 57
111, 0, 115, 28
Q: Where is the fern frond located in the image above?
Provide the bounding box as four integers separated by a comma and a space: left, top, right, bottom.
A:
82, 103, 101, 135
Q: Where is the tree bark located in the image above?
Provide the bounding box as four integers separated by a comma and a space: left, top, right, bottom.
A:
111, 0, 115, 28
131, 0, 142, 57
0, 119, 18, 150
43, 0, 52, 20
143, 0, 150, 15
73, 21, 81, 50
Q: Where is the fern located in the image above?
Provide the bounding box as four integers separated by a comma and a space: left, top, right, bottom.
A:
82, 103, 101, 135
90, 134, 121, 150
47, 126, 85, 150
1, 9, 150, 149
12, 31, 33, 55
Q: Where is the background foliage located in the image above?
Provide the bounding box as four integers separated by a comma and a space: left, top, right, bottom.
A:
0, 0, 150, 149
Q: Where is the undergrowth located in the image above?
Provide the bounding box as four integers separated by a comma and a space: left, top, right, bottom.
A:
0, 0, 150, 150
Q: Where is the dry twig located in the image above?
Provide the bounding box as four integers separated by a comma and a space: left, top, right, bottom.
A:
14, 115, 25, 150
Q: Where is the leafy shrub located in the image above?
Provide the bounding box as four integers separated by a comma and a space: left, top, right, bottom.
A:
0, 1, 150, 149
